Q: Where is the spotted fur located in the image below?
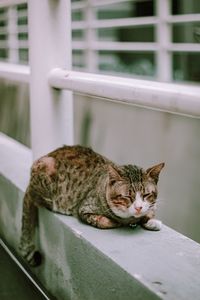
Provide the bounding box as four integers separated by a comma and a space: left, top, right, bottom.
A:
19, 145, 164, 266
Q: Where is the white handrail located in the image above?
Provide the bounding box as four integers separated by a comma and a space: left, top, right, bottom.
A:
48, 68, 200, 118
0, 61, 29, 82
0, 62, 199, 119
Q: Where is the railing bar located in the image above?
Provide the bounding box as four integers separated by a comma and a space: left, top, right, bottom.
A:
167, 14, 200, 24
72, 41, 200, 52
0, 28, 28, 34
0, 15, 7, 22
9, 40, 28, 48
168, 43, 200, 52
155, 0, 171, 82
17, 25, 28, 33
92, 17, 158, 28
72, 17, 158, 29
17, 9, 28, 19
71, 1, 87, 11
92, 41, 158, 51
1, 9, 27, 20
85, 1, 98, 72
91, 0, 149, 7
0, 27, 8, 34
0, 26, 28, 35
0, 41, 28, 49
72, 21, 87, 30
0, 41, 8, 47
72, 41, 158, 51
0, 0, 27, 8
0, 61, 200, 118
48, 69, 200, 119
7, 6, 18, 63
71, 0, 137, 9
0, 62, 30, 82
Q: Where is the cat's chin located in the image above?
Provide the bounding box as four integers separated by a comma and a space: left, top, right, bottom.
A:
111, 206, 146, 220
133, 214, 143, 219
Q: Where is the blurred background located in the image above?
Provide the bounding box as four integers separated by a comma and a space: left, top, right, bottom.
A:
0, 0, 200, 243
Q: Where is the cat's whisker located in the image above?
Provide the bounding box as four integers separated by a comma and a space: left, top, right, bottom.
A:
155, 198, 164, 206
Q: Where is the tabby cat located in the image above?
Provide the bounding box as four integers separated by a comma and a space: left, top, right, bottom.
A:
19, 145, 164, 266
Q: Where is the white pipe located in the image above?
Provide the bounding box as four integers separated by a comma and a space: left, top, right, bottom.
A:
49, 68, 200, 119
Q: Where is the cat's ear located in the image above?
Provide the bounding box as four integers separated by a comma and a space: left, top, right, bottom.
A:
108, 165, 122, 185
146, 162, 165, 183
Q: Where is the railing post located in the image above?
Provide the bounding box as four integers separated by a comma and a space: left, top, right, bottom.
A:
156, 0, 171, 82
7, 6, 18, 63
28, 0, 73, 160
85, 0, 97, 72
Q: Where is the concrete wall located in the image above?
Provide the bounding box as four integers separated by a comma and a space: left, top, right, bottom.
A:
74, 95, 200, 243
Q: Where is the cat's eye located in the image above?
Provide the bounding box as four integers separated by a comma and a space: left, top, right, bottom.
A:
124, 196, 133, 202
143, 193, 151, 198
116, 194, 132, 201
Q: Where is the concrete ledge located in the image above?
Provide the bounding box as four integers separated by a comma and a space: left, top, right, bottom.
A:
1, 133, 200, 300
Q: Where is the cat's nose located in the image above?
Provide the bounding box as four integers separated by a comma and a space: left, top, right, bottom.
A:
135, 206, 142, 213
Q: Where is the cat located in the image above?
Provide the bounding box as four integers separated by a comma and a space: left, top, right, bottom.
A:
19, 145, 164, 267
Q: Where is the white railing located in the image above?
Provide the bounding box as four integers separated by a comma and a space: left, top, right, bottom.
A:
1, 61, 200, 118
0, 0, 200, 81
1, 1, 200, 300
48, 68, 200, 118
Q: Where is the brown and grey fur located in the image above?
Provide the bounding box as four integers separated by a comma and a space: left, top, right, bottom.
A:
19, 145, 164, 266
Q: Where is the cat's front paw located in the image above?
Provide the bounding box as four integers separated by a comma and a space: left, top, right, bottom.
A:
142, 219, 162, 231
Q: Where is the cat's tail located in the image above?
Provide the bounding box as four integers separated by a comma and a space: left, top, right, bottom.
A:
19, 187, 42, 267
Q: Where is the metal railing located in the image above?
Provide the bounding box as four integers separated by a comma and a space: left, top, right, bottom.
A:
0, 1, 200, 300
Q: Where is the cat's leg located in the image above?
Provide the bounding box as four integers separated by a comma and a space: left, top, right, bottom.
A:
79, 213, 121, 229
78, 197, 121, 229
19, 188, 42, 267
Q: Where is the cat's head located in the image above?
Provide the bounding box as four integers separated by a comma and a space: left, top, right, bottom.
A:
106, 163, 164, 219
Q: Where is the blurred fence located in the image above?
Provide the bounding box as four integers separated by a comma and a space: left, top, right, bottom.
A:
0, 0, 200, 82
